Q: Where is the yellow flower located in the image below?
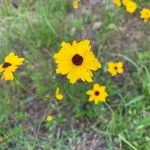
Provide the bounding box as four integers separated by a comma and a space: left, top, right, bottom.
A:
47, 115, 53, 122
107, 61, 124, 76
73, 0, 79, 9
53, 40, 101, 84
122, 0, 131, 6
0, 52, 25, 80
125, 1, 137, 13
55, 87, 64, 101
140, 8, 150, 23
86, 83, 108, 105
113, 0, 121, 7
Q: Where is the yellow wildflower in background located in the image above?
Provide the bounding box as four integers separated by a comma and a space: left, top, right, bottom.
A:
122, 0, 131, 6
0, 52, 25, 80
86, 83, 108, 105
125, 1, 137, 13
73, 0, 79, 9
113, 0, 122, 7
47, 115, 53, 122
53, 40, 101, 84
140, 8, 150, 22
55, 87, 64, 101
107, 61, 124, 76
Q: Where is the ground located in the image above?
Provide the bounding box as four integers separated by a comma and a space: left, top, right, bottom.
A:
0, 0, 150, 150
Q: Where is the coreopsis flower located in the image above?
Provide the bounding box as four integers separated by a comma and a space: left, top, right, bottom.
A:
107, 61, 124, 76
55, 87, 64, 101
73, 0, 79, 9
0, 52, 25, 80
113, 0, 121, 7
125, 1, 137, 13
53, 40, 101, 84
46, 115, 53, 122
86, 83, 108, 105
140, 8, 150, 22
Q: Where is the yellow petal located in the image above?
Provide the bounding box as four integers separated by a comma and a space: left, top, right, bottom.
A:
89, 96, 94, 102
73, 0, 79, 9
113, 0, 121, 7
93, 83, 100, 90
0, 65, 4, 72
47, 115, 53, 122
67, 67, 79, 84
80, 68, 93, 83
117, 62, 123, 67
86, 90, 93, 95
108, 68, 117, 76
94, 99, 100, 105
55, 87, 64, 100
117, 67, 123, 74
1, 71, 14, 80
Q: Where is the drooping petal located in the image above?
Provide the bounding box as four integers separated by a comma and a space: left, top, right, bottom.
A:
2, 71, 14, 80
0, 65, 4, 72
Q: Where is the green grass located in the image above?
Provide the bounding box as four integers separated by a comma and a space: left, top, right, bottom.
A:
0, 0, 150, 149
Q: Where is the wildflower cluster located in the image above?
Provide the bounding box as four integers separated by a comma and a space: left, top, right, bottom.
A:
0, 1, 128, 124
1, 39, 124, 107
54, 39, 124, 105
113, 0, 150, 22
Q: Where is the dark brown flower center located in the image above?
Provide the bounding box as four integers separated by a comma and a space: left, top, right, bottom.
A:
95, 91, 100, 96
2, 62, 11, 68
72, 54, 83, 66
114, 66, 118, 70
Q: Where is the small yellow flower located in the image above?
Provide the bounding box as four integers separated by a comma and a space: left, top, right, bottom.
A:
113, 0, 121, 7
122, 0, 131, 6
86, 83, 108, 105
0, 52, 25, 80
140, 8, 150, 23
53, 40, 101, 84
107, 61, 124, 76
55, 87, 64, 101
73, 0, 79, 9
47, 115, 53, 122
125, 1, 137, 13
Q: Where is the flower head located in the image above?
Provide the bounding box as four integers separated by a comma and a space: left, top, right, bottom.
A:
55, 87, 64, 101
53, 40, 101, 84
140, 8, 150, 22
113, 0, 121, 7
0, 52, 25, 80
107, 61, 124, 76
86, 83, 108, 105
122, 0, 131, 6
125, 1, 137, 13
73, 0, 79, 9
47, 115, 53, 122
